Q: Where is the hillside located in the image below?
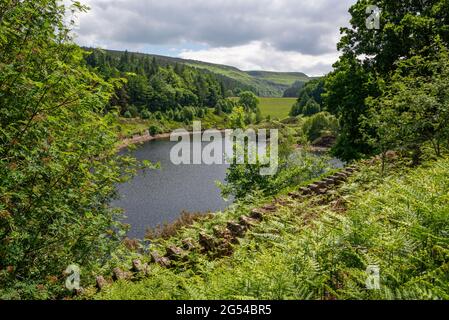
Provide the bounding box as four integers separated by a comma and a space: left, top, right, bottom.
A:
89, 49, 312, 97
89, 157, 449, 300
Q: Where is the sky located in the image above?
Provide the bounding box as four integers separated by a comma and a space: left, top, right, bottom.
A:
73, 0, 356, 77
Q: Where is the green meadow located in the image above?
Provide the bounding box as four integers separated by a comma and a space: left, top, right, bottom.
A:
259, 97, 297, 119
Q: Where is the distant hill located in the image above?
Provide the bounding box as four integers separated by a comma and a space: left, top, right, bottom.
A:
91, 49, 313, 97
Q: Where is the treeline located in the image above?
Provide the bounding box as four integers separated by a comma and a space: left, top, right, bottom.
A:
291, 0, 449, 162
84, 49, 225, 121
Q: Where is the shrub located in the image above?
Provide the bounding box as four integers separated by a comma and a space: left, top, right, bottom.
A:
302, 112, 338, 142
140, 109, 151, 119
149, 125, 164, 136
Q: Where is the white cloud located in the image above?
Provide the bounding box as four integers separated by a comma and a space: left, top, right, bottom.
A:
179, 41, 340, 76
74, 0, 356, 75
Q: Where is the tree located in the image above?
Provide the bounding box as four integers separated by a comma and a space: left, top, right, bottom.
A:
290, 79, 324, 116
324, 54, 378, 160
325, 0, 449, 160
0, 0, 136, 298
229, 106, 246, 129
363, 47, 449, 167
339, 0, 449, 75
238, 91, 260, 112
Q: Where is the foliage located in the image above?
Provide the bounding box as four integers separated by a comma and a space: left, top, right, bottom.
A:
96, 157, 449, 300
220, 123, 329, 200
324, 54, 378, 161
0, 0, 137, 299
324, 0, 449, 161
148, 125, 164, 136
363, 47, 449, 165
238, 91, 260, 113
302, 112, 339, 142
290, 79, 325, 117
85, 49, 223, 120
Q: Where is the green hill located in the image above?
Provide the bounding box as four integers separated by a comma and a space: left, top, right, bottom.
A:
91, 49, 312, 97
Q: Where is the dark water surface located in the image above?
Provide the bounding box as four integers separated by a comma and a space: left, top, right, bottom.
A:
112, 139, 231, 239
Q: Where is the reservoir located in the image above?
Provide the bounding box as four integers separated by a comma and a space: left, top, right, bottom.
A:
113, 133, 343, 239
112, 138, 230, 239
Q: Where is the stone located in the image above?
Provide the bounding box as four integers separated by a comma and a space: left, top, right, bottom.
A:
199, 232, 215, 252
308, 184, 321, 193
299, 187, 312, 195
150, 251, 161, 263
288, 192, 303, 199
335, 172, 348, 179
150, 251, 171, 267
112, 267, 132, 281
239, 216, 257, 229
96, 276, 108, 290
158, 257, 171, 268
316, 181, 327, 188
250, 209, 264, 221
182, 238, 195, 251
165, 245, 184, 261
262, 204, 277, 212
318, 188, 327, 195
227, 221, 246, 237
132, 259, 147, 273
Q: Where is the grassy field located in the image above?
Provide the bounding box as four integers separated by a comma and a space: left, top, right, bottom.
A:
259, 97, 297, 119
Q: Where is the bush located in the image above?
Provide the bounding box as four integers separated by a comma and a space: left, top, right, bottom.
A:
140, 109, 151, 119
302, 112, 338, 142
149, 125, 164, 136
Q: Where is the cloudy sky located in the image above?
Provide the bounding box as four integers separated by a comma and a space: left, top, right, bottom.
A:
74, 0, 356, 76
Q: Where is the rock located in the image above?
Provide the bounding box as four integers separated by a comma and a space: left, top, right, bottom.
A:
158, 257, 171, 268
288, 191, 302, 199
182, 238, 195, 251
299, 187, 312, 195
150, 251, 171, 267
96, 276, 108, 290
227, 221, 246, 237
386, 151, 398, 160
316, 181, 327, 188
262, 204, 277, 212
150, 251, 161, 263
335, 172, 348, 179
165, 245, 184, 261
112, 267, 132, 281
308, 184, 320, 193
199, 232, 215, 252
239, 216, 257, 229
132, 259, 147, 273
75, 287, 85, 296
250, 209, 264, 221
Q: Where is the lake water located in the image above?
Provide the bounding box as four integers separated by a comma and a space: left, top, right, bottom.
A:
113, 138, 231, 239
113, 135, 345, 239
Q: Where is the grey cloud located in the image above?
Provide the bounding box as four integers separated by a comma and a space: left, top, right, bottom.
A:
77, 0, 355, 55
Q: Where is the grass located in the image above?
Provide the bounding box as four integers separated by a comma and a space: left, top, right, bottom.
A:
259, 97, 296, 119
89, 156, 449, 300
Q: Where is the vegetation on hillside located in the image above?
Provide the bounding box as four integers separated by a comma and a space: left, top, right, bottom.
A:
93, 156, 449, 300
